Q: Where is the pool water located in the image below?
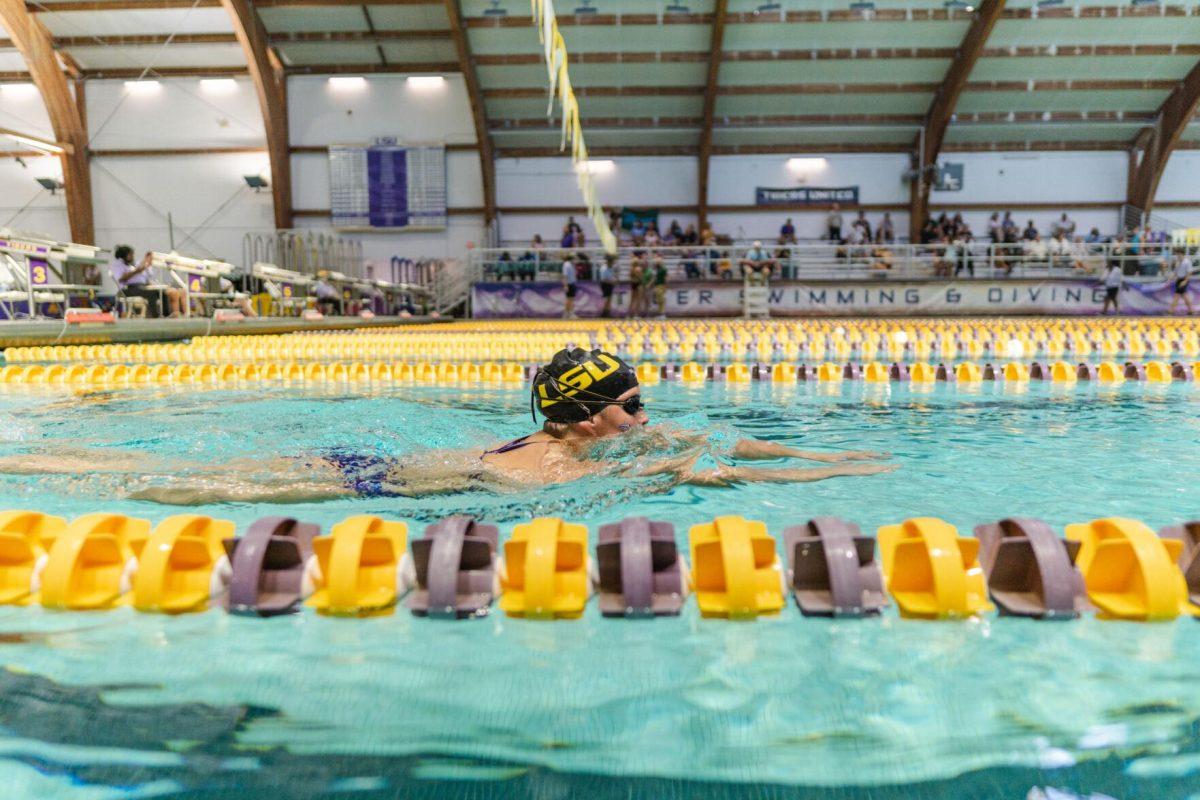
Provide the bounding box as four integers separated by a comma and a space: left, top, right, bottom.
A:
0, 380, 1198, 799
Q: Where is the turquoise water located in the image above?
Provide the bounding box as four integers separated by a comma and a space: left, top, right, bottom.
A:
0, 380, 1198, 799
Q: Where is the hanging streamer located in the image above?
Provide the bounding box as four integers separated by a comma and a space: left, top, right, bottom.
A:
530, 0, 618, 255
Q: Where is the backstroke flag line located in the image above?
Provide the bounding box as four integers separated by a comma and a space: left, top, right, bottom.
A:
530, 0, 618, 255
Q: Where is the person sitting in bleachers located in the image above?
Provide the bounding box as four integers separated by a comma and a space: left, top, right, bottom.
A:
780, 217, 797, 244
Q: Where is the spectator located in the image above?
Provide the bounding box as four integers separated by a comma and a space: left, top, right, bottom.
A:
667, 219, 683, 244
920, 218, 940, 245
870, 245, 894, 271
1085, 227, 1103, 244
954, 234, 974, 277
628, 252, 646, 317
1048, 232, 1071, 270
1022, 220, 1038, 241
574, 250, 592, 281
572, 227, 586, 248
652, 256, 668, 318
987, 212, 1002, 243
641, 251, 659, 315
559, 226, 574, 249
950, 212, 966, 239
1025, 233, 1048, 267
1102, 260, 1123, 314
739, 241, 776, 282
495, 250, 513, 280
1052, 212, 1076, 238
566, 215, 582, 236
598, 256, 616, 318
780, 217, 796, 244
680, 223, 698, 245
681, 247, 701, 279
644, 224, 661, 247
1070, 236, 1097, 274
774, 237, 792, 279
933, 238, 955, 277
561, 254, 577, 319
630, 218, 646, 245
878, 212, 895, 244
517, 249, 537, 281
1169, 248, 1195, 315
826, 204, 843, 242
853, 210, 872, 242
1001, 212, 1017, 240
109, 246, 183, 318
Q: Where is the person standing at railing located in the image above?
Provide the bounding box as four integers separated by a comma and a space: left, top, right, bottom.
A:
561, 254, 578, 320
826, 204, 843, 242
628, 252, 646, 318
988, 212, 1002, 244
1052, 212, 1076, 239
652, 256, 669, 319
599, 256, 616, 318
878, 212, 895, 244
1169, 249, 1195, 316
1103, 261, 1124, 315
780, 217, 797, 244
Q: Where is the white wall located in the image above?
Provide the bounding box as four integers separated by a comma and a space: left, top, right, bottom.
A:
708, 153, 909, 243
0, 83, 69, 239
288, 74, 487, 261
88, 77, 275, 259
496, 156, 697, 246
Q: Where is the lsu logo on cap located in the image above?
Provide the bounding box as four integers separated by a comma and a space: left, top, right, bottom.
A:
537, 352, 622, 409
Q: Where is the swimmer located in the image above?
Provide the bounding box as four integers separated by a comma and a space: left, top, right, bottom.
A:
0, 348, 894, 504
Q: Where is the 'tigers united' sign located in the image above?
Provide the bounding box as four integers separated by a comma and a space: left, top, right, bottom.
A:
755, 186, 860, 206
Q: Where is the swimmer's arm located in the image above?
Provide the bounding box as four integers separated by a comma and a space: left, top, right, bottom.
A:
682, 462, 896, 487
731, 439, 890, 463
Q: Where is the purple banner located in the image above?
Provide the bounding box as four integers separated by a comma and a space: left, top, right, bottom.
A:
471, 279, 1200, 318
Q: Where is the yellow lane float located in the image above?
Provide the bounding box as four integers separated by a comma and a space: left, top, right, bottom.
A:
955, 362, 982, 382
307, 515, 409, 616
878, 517, 992, 619
0, 511, 67, 605
1065, 517, 1192, 621
499, 517, 590, 620
39, 513, 151, 610
688, 515, 784, 620
131, 515, 233, 614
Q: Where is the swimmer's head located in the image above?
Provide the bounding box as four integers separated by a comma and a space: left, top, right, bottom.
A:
532, 347, 647, 437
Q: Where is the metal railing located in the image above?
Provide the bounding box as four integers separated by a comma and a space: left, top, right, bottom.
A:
467, 241, 1183, 283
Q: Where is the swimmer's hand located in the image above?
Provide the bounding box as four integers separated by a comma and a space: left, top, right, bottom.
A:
682, 461, 897, 487
731, 440, 890, 463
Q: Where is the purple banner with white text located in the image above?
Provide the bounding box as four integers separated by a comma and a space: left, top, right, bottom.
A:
471, 279, 1200, 318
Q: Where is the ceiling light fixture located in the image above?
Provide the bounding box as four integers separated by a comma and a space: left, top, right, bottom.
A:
0, 83, 38, 98
123, 80, 162, 95
574, 0, 597, 14
407, 75, 446, 89
575, 159, 615, 174
328, 76, 367, 90
3, 131, 63, 154
199, 78, 238, 95
482, 0, 506, 16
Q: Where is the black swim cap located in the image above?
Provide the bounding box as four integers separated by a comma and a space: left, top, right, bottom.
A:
532, 347, 638, 423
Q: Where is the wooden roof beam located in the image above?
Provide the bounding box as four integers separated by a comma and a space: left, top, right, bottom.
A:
697, 0, 727, 233
219, 0, 292, 229
909, 0, 1004, 241
443, 0, 494, 224
1126, 59, 1200, 217
0, 0, 93, 243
